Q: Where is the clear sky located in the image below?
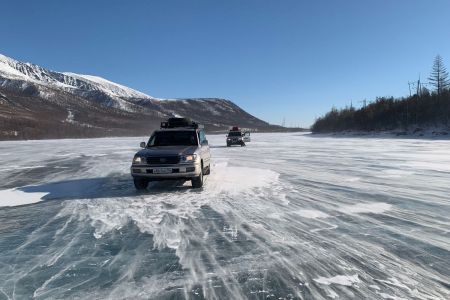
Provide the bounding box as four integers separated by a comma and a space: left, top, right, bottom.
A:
2, 0, 450, 127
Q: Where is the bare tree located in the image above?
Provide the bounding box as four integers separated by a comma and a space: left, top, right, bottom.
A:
428, 55, 450, 95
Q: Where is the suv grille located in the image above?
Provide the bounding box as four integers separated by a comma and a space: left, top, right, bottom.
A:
146, 156, 180, 165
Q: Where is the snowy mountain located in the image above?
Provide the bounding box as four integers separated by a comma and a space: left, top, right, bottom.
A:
0, 53, 279, 140
0, 53, 155, 111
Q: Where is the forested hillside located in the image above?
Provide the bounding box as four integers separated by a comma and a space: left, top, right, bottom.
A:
311, 91, 450, 133
312, 55, 450, 134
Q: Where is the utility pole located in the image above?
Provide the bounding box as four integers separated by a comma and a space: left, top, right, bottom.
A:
358, 100, 367, 108
406, 99, 409, 129
415, 75, 420, 125
417, 75, 421, 96
408, 82, 413, 97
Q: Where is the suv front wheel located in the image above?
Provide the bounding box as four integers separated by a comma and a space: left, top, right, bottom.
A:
191, 164, 204, 188
134, 178, 149, 190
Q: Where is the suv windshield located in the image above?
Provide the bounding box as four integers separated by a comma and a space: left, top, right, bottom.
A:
148, 131, 198, 146
228, 131, 242, 137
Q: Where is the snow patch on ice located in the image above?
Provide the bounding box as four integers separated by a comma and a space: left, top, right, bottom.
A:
0, 188, 48, 207
206, 166, 279, 195
0, 165, 46, 172
377, 292, 408, 300
345, 177, 361, 182
310, 224, 338, 233
59, 164, 282, 252
376, 169, 414, 178
326, 289, 339, 299
313, 274, 360, 286
339, 202, 392, 214
295, 209, 329, 219
267, 212, 284, 219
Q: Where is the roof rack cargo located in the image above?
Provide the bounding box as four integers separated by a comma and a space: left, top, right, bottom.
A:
161, 117, 204, 129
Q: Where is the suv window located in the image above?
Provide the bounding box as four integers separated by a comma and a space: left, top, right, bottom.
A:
228, 131, 242, 137
148, 131, 198, 146
198, 130, 207, 144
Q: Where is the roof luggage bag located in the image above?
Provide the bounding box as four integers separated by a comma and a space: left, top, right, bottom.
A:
160, 117, 203, 129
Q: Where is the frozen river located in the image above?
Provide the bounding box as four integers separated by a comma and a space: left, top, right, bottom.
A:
0, 133, 449, 299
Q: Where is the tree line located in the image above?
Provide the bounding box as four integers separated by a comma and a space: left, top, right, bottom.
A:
311, 55, 450, 133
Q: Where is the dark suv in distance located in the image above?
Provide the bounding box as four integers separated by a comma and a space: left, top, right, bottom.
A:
131, 118, 211, 190
226, 126, 246, 147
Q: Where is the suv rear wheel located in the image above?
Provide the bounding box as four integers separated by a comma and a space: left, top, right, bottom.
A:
134, 178, 149, 190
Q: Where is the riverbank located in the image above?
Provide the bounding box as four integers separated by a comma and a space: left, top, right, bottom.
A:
310, 126, 450, 139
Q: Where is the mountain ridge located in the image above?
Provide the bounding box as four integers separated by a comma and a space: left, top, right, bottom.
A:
0, 53, 280, 140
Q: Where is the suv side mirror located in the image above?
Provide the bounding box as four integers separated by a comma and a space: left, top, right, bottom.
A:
140, 142, 146, 148
202, 140, 208, 146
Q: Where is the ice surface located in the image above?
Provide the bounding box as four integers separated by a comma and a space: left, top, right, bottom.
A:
0, 133, 449, 299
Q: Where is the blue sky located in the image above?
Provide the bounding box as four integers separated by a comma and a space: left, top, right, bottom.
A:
2, 0, 450, 127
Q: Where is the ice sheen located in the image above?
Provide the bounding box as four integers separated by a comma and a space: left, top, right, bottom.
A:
0, 133, 449, 299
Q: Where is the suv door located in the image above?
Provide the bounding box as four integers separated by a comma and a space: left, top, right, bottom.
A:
243, 131, 251, 142
198, 130, 211, 167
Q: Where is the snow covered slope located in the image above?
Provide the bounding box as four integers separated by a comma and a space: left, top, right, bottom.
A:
62, 73, 153, 100
0, 53, 155, 111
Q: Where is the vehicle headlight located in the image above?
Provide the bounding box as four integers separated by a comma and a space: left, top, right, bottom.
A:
181, 154, 197, 162
133, 156, 145, 164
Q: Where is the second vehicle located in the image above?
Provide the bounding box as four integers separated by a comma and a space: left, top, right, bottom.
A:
226, 126, 246, 147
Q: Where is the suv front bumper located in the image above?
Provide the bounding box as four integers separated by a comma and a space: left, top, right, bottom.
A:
130, 162, 201, 181
227, 139, 245, 146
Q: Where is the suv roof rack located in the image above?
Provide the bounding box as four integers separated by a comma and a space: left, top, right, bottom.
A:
161, 117, 204, 129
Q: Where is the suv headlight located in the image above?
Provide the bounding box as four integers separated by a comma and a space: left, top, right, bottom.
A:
181, 154, 197, 162
133, 156, 145, 164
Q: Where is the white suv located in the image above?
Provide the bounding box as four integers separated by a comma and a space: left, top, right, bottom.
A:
131, 118, 211, 189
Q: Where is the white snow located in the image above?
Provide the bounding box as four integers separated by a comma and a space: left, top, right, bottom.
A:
339, 202, 392, 214
0, 188, 48, 207
1, 53, 155, 112
63, 73, 153, 99
295, 209, 330, 219
0, 54, 31, 80
65, 110, 75, 123
377, 293, 408, 300
205, 165, 279, 195
313, 274, 360, 286
66, 162, 282, 249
